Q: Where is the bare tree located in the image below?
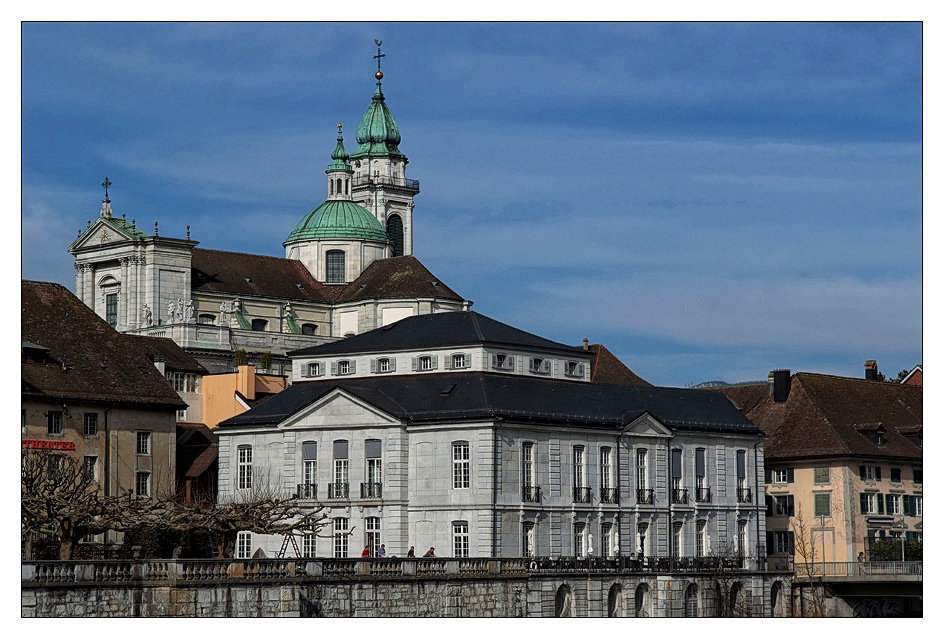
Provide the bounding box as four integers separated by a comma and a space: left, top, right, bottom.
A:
706, 540, 752, 617
791, 506, 831, 617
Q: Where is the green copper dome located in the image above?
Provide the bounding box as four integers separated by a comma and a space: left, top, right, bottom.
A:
327, 126, 353, 172
351, 80, 405, 159
284, 200, 390, 244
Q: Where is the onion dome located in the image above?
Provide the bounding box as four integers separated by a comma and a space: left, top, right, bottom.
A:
350, 79, 405, 159
285, 200, 390, 244
327, 124, 353, 172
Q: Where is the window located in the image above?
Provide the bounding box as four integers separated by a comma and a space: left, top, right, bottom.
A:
377, 358, 391, 373
136, 431, 151, 455
859, 465, 880, 482
453, 522, 470, 557
386, 215, 404, 257
106, 293, 118, 328
47, 411, 63, 435
366, 517, 381, 557
522, 442, 537, 501
326, 250, 345, 284
736, 450, 750, 503
251, 319, 268, 332
814, 466, 830, 484
237, 445, 252, 490
365, 439, 382, 498
301, 323, 317, 336
673, 522, 683, 557
198, 313, 215, 325
413, 355, 437, 371
301, 441, 317, 498
737, 520, 748, 556
773, 469, 790, 484
237, 532, 252, 559
772, 531, 794, 555
637, 523, 648, 556
452, 353, 466, 369
303, 533, 316, 557
573, 446, 586, 487
814, 493, 831, 517
913, 469, 923, 485
83, 413, 98, 437
600, 447, 617, 503
530, 357, 549, 374
522, 522, 535, 557
333, 518, 349, 557
684, 584, 698, 618
453, 442, 470, 489
671, 448, 685, 503
307, 362, 322, 377
890, 467, 902, 483
574, 522, 586, 556
696, 521, 708, 557
636, 448, 648, 490
564, 361, 583, 377
886, 494, 901, 515
46, 454, 64, 481
903, 495, 922, 517
602, 522, 613, 558
915, 496, 922, 516
695, 448, 709, 502
135, 471, 150, 497
336, 360, 353, 375
492, 353, 514, 371
169, 372, 198, 393
83, 456, 98, 482
859, 492, 883, 514
333, 440, 349, 498
177, 408, 188, 421
774, 495, 794, 516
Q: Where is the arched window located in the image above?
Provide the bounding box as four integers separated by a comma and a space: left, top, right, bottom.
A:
684, 583, 699, 618
336, 178, 342, 195
634, 584, 649, 618
607, 583, 624, 617
770, 581, 784, 617
386, 214, 404, 257
251, 319, 267, 331
301, 323, 317, 335
555, 584, 573, 617
730, 582, 746, 617
329, 178, 334, 195
326, 250, 345, 283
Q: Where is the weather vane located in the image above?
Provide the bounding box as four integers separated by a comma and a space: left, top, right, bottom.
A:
373, 40, 385, 78
101, 177, 112, 201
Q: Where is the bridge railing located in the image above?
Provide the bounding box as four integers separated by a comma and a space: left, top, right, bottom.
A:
795, 561, 923, 579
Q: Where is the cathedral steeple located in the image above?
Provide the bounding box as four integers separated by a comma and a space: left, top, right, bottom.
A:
326, 124, 353, 201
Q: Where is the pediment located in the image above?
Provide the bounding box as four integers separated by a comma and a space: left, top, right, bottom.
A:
70, 218, 137, 252
280, 388, 401, 429
624, 412, 673, 437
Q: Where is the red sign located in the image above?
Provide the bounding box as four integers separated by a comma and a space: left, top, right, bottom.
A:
22, 439, 75, 451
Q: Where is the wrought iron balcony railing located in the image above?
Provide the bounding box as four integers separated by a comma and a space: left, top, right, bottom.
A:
695, 487, 711, 503
671, 488, 689, 504
737, 487, 752, 504
600, 488, 619, 504
351, 175, 420, 191
522, 485, 540, 503
573, 486, 592, 503
360, 482, 383, 499
636, 488, 654, 504
328, 483, 349, 499
296, 483, 318, 499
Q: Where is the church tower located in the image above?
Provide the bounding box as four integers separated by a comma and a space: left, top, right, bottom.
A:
349, 41, 418, 258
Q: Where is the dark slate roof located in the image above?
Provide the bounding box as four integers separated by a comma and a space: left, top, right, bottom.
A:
288, 311, 588, 357
333, 255, 464, 303
218, 372, 762, 437
587, 344, 652, 386
21, 281, 186, 408
191, 248, 336, 302
130, 335, 208, 374
723, 372, 922, 462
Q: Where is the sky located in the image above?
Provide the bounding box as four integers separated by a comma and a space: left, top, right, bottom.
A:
20, 21, 923, 388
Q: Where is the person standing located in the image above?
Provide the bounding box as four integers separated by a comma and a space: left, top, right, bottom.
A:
361, 546, 370, 557
377, 544, 386, 558
407, 546, 415, 557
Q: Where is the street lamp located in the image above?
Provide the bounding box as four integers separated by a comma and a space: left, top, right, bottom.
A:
900, 516, 906, 563
819, 514, 826, 575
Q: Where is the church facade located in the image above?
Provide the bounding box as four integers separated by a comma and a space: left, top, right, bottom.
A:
68, 62, 467, 377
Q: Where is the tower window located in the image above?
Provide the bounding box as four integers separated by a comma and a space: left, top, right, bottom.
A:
386, 214, 404, 257
251, 319, 268, 331
105, 293, 118, 327
326, 251, 345, 283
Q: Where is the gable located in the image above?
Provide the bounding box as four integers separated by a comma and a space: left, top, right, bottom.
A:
279, 388, 401, 429
624, 413, 673, 438
70, 218, 141, 251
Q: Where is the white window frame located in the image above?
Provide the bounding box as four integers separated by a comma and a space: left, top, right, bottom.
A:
238, 445, 253, 490
887, 494, 901, 515
601, 522, 613, 558
419, 355, 433, 371
601, 446, 612, 489
237, 531, 252, 559
862, 492, 879, 514
636, 448, 648, 491
302, 533, 316, 557
775, 495, 791, 516
334, 518, 349, 558
378, 357, 391, 373
915, 496, 922, 516
453, 521, 470, 557
574, 522, 586, 557
573, 445, 586, 488
303, 460, 317, 487
307, 362, 322, 377
452, 353, 466, 369
453, 442, 470, 489
47, 411, 63, 435
337, 360, 352, 375
83, 455, 98, 482
83, 413, 98, 437
673, 522, 683, 557
773, 468, 788, 484
697, 521, 708, 557
366, 517, 381, 556
136, 431, 151, 456
522, 442, 535, 487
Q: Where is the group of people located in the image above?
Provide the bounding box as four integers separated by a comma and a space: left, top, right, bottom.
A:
360, 545, 437, 558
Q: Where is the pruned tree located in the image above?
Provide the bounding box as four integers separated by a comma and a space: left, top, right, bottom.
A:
706, 540, 752, 617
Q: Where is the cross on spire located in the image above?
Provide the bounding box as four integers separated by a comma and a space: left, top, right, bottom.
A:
373, 40, 385, 75
101, 177, 112, 201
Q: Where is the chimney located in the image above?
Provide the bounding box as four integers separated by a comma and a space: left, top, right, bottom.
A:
153, 354, 165, 375
865, 360, 878, 381
769, 369, 791, 402
583, 338, 589, 351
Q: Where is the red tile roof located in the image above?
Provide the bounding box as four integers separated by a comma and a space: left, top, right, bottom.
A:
191, 248, 336, 302
333, 255, 464, 303
22, 281, 186, 408
129, 335, 208, 374
586, 344, 652, 386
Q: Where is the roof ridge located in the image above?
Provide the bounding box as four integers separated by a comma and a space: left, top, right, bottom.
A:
469, 311, 485, 341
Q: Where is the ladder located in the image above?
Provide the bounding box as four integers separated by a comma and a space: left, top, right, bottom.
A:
208, 531, 222, 558
277, 534, 301, 558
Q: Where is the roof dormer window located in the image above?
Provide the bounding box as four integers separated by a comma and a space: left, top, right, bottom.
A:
530, 357, 550, 375
492, 353, 514, 371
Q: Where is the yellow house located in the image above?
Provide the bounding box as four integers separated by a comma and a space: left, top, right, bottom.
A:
202, 365, 288, 429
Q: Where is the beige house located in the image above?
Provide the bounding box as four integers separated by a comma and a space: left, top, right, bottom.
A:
720, 365, 922, 565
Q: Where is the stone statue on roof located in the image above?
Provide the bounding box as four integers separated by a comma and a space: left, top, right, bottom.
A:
142, 304, 152, 327
175, 298, 184, 323
167, 299, 177, 324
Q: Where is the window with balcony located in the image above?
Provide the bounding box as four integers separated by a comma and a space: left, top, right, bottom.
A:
453, 442, 470, 489
522, 442, 538, 502
331, 440, 349, 499
574, 522, 586, 556
696, 520, 708, 557
363, 439, 382, 498
573, 446, 590, 502
523, 522, 535, 557
453, 521, 470, 557
602, 522, 613, 558
299, 440, 317, 499
695, 448, 710, 503
600, 446, 617, 503
637, 523, 648, 556
736, 450, 751, 503
636, 448, 652, 504
671, 449, 686, 504
673, 522, 684, 557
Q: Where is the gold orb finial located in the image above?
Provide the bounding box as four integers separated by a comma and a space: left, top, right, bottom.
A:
375, 71, 383, 80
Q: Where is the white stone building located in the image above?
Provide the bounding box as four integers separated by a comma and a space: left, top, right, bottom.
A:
216, 311, 767, 563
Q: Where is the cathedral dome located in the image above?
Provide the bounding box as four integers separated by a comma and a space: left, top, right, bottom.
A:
351, 80, 405, 159
284, 200, 390, 244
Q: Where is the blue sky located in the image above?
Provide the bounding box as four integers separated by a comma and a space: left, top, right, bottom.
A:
21, 22, 923, 387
